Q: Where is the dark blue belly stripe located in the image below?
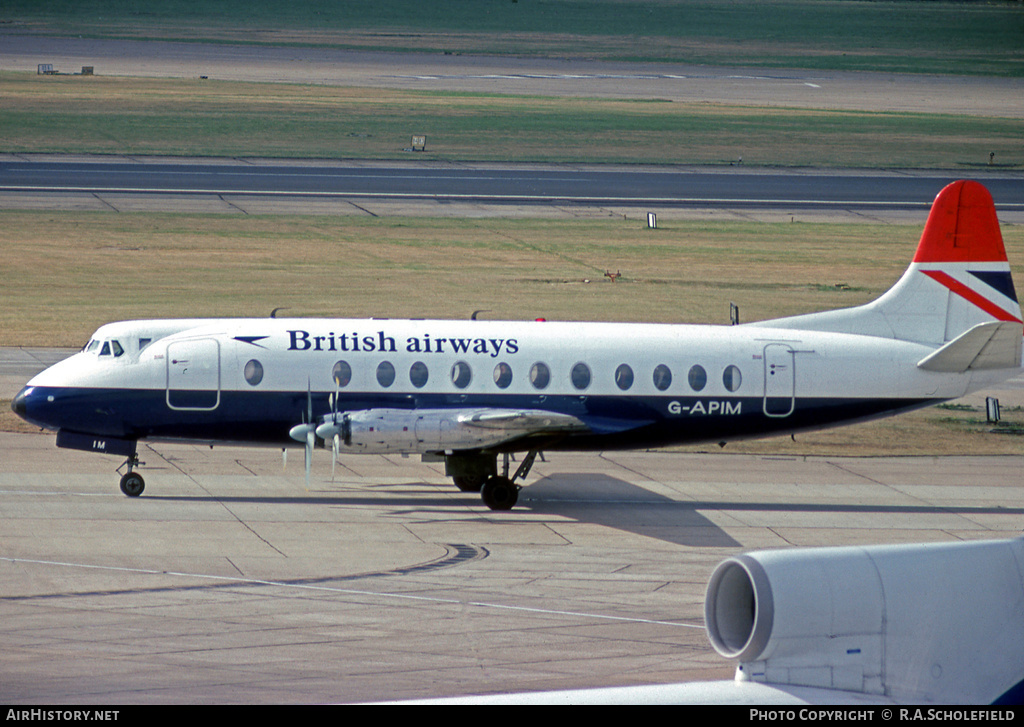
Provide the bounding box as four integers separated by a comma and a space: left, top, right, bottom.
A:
18, 386, 935, 451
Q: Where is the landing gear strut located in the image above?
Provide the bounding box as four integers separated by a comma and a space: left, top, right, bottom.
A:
445, 449, 543, 510
117, 452, 145, 497
478, 450, 539, 511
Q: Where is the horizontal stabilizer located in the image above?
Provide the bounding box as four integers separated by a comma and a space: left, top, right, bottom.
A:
917, 321, 1023, 372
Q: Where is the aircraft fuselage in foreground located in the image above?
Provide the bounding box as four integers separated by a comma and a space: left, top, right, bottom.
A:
12, 181, 1023, 509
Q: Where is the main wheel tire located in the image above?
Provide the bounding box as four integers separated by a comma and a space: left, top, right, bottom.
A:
119, 472, 145, 497
481, 476, 518, 511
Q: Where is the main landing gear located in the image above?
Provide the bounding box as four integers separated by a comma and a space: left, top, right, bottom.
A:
110, 445, 540, 509
481, 475, 519, 511
117, 453, 145, 497
449, 450, 540, 511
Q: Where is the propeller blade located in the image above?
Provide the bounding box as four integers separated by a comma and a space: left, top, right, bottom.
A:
331, 380, 339, 483
305, 429, 314, 490
332, 434, 339, 481
305, 380, 314, 489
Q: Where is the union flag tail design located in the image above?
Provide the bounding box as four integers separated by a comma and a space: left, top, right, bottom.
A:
761, 180, 1021, 357
910, 180, 1021, 336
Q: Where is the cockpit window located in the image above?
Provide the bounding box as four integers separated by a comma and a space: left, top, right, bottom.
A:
97, 340, 125, 357
85, 340, 100, 353
96, 339, 124, 358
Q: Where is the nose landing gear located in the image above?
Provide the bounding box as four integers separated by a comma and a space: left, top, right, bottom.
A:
117, 453, 145, 497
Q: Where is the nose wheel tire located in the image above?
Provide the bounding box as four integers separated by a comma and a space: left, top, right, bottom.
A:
119, 472, 145, 497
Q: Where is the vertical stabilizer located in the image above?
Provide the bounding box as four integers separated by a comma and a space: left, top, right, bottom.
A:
888, 180, 1021, 345
758, 181, 1022, 350
914, 179, 1008, 265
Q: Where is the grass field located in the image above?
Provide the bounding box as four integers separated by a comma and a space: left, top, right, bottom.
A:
2, 209, 1021, 345
5, 0, 1023, 76
0, 211, 933, 345
2, 73, 1021, 166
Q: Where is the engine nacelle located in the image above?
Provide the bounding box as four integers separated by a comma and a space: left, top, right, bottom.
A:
703, 538, 1024, 704
316, 408, 516, 454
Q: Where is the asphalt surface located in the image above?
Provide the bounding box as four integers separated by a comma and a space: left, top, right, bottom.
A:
3, 159, 1024, 211
3, 433, 1023, 704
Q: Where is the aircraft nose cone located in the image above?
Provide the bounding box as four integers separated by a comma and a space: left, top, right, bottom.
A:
12, 387, 30, 420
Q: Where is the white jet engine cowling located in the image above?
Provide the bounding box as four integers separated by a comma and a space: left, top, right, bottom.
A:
703, 537, 1024, 704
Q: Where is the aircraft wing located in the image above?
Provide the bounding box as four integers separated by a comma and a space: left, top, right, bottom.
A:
383, 681, 897, 705
317, 406, 601, 454
456, 408, 589, 436
453, 407, 657, 448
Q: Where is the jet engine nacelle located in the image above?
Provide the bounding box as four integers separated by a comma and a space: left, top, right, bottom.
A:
704, 538, 1024, 704
316, 408, 515, 454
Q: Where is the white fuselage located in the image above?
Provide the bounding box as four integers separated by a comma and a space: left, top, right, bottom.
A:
20, 315, 1003, 454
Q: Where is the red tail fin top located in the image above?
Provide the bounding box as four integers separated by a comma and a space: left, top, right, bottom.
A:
913, 180, 1007, 264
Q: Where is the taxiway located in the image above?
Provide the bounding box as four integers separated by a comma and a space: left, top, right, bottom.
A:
3, 430, 1022, 704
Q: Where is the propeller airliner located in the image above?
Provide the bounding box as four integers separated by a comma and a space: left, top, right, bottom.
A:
12, 180, 1022, 510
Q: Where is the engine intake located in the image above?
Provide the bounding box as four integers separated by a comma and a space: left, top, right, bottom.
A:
703, 538, 1024, 703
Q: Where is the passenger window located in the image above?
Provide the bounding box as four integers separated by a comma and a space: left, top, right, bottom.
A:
451, 361, 472, 389
493, 362, 513, 389
615, 364, 634, 391
243, 359, 264, 386
688, 365, 707, 391
332, 361, 352, 387
723, 365, 742, 392
653, 364, 672, 391
376, 361, 396, 388
409, 361, 429, 388
571, 362, 591, 390
530, 362, 550, 390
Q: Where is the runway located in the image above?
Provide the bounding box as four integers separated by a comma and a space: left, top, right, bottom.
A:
3, 431, 1022, 704
4, 157, 1023, 224
3, 158, 1024, 207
